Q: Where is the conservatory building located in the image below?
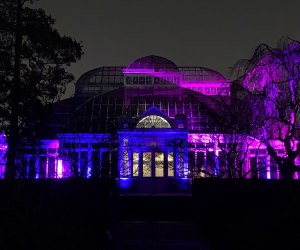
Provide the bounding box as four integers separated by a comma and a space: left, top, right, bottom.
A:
0, 55, 299, 188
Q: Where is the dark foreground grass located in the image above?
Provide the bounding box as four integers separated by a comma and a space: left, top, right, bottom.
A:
0, 179, 115, 250
0, 178, 299, 249
192, 178, 300, 250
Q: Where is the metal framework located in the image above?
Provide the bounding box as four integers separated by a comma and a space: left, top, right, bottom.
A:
136, 115, 171, 128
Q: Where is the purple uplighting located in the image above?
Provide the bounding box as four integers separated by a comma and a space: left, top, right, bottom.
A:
2, 54, 300, 186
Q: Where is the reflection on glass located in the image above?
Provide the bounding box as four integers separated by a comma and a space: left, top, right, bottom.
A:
123, 150, 129, 176
133, 152, 139, 177
197, 151, 205, 177
168, 152, 174, 176
143, 152, 151, 177
258, 156, 267, 179
178, 151, 184, 177
155, 152, 164, 177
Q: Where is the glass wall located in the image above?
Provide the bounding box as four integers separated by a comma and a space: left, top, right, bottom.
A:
127, 151, 176, 178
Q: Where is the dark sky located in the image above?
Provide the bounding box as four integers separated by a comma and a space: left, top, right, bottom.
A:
34, 0, 300, 98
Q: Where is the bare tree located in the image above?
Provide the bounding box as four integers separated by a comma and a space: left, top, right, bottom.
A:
231, 36, 300, 179
58, 133, 119, 179
185, 84, 270, 179
212, 134, 269, 179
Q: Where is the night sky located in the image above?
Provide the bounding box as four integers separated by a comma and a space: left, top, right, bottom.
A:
34, 0, 300, 98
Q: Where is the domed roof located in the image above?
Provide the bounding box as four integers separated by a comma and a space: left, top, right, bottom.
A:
180, 67, 227, 83
76, 66, 124, 85
125, 55, 180, 73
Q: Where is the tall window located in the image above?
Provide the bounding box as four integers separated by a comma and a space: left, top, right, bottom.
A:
206, 151, 216, 176
39, 156, 47, 178
270, 157, 278, 179
92, 151, 100, 177
168, 152, 174, 177
80, 152, 88, 177
143, 152, 151, 177
123, 150, 129, 177
250, 157, 257, 179
133, 152, 139, 177
178, 150, 184, 177
250, 156, 267, 179
48, 157, 56, 178
258, 157, 267, 179
155, 152, 164, 177
196, 152, 205, 177
28, 157, 36, 178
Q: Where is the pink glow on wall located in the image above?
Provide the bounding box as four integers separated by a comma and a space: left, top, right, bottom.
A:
124, 69, 230, 96
180, 82, 227, 87
188, 133, 218, 144
180, 82, 230, 95
245, 137, 266, 148
124, 70, 182, 85
269, 140, 285, 149
123, 69, 182, 77
42, 140, 59, 149
123, 68, 180, 74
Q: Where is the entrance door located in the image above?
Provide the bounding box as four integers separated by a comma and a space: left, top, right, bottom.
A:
142, 151, 174, 177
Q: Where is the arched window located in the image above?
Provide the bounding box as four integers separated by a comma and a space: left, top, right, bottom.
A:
136, 115, 171, 128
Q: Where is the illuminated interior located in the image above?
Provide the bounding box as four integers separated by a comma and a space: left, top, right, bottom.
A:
155, 152, 164, 177
142, 152, 151, 177
137, 115, 171, 128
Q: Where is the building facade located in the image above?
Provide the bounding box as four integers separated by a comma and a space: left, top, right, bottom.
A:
1, 55, 300, 187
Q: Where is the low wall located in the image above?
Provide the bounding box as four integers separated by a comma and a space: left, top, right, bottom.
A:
192, 178, 300, 249
117, 177, 191, 194
0, 179, 115, 250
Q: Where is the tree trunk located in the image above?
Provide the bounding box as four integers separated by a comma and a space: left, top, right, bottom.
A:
5, 0, 22, 180
5, 106, 19, 180
280, 169, 294, 180
279, 158, 295, 180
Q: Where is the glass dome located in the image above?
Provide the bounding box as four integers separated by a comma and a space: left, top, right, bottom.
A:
125, 55, 180, 73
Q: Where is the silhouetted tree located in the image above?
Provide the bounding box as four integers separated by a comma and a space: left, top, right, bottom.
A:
189, 88, 268, 179
231, 36, 300, 179
0, 0, 83, 179
59, 133, 119, 179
